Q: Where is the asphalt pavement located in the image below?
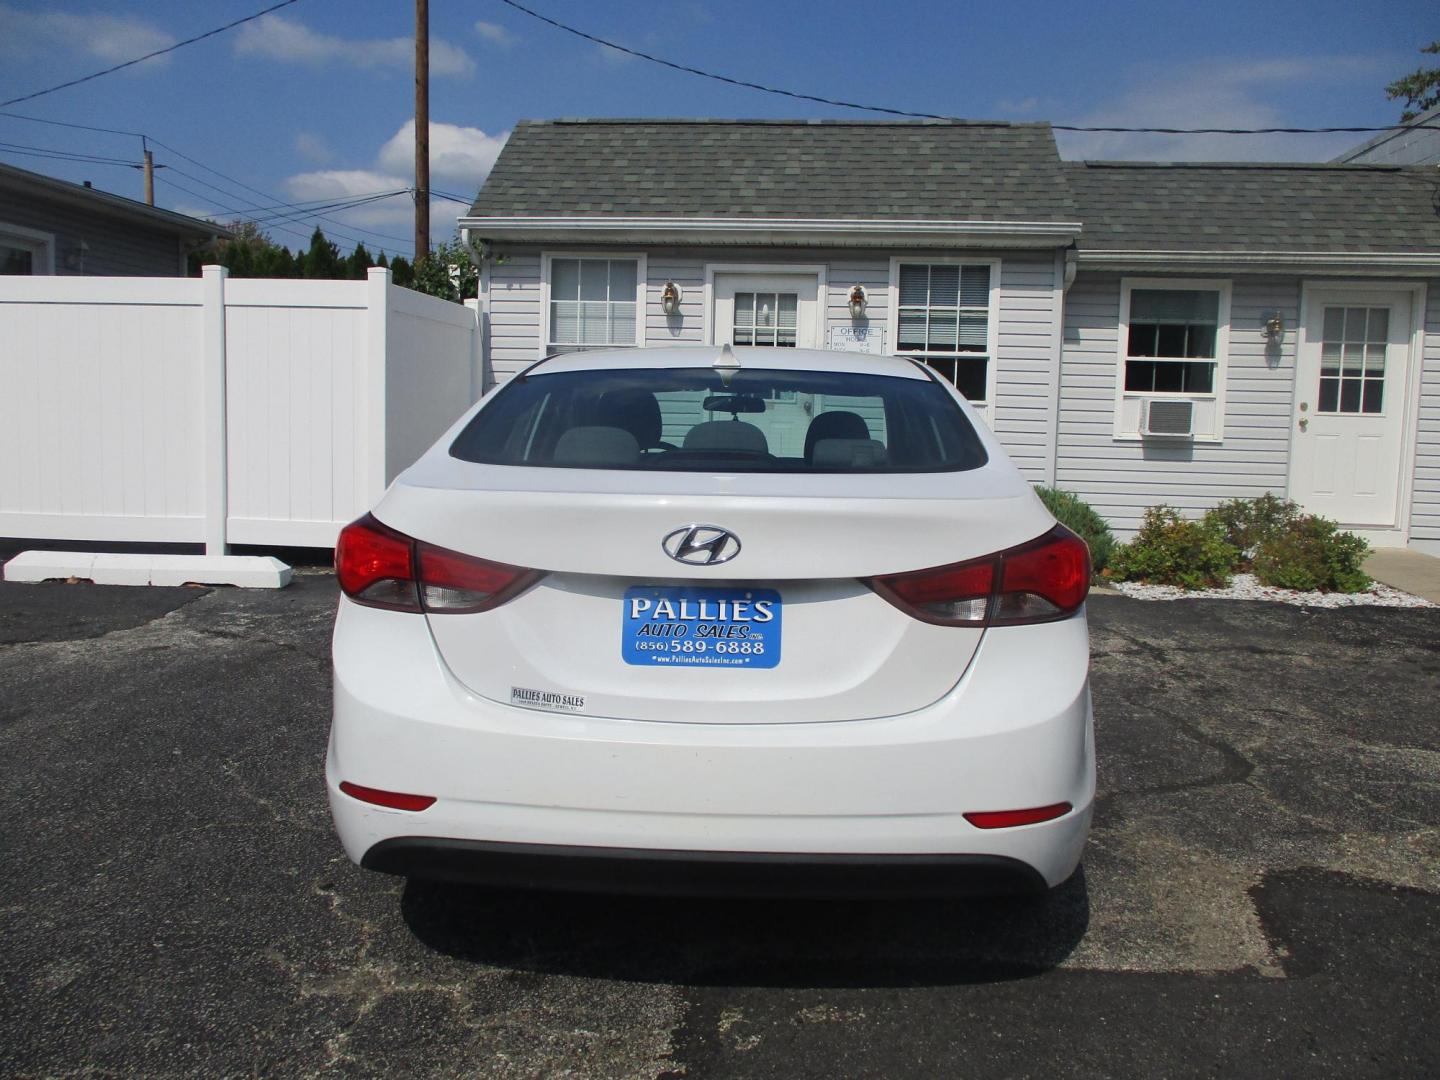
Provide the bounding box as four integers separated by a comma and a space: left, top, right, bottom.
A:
1, 574, 1437, 1078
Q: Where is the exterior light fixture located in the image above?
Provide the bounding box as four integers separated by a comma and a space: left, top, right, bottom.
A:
1263, 311, 1285, 342
848, 284, 868, 319
661, 281, 683, 316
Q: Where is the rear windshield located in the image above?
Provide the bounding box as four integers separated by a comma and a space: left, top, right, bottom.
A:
449, 367, 988, 473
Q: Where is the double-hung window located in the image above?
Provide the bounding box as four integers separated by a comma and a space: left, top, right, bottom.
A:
545, 256, 642, 355
891, 261, 996, 405
1116, 278, 1231, 440
0, 223, 54, 275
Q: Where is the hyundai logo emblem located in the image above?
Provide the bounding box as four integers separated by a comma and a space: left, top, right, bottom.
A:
662, 525, 741, 566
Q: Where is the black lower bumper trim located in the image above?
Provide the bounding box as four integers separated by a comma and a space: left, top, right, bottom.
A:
361, 837, 1048, 898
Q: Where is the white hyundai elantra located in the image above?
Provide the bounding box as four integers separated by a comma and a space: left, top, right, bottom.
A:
327, 345, 1093, 897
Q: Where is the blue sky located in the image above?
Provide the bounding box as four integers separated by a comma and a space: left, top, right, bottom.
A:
0, 0, 1433, 257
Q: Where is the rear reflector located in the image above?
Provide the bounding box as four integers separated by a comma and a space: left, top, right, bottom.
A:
335, 514, 543, 614
869, 524, 1091, 627
339, 781, 436, 812
964, 802, 1072, 829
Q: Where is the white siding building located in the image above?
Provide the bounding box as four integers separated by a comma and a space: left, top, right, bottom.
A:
461, 120, 1440, 553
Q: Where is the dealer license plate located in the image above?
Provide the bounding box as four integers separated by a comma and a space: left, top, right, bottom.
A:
622, 586, 781, 668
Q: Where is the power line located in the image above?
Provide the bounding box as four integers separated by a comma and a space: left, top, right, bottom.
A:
155, 174, 314, 246
164, 168, 409, 224
0, 140, 142, 167
496, 0, 1440, 137
160, 164, 413, 248
0, 0, 304, 109
0, 110, 146, 139
148, 137, 415, 247
0, 111, 417, 248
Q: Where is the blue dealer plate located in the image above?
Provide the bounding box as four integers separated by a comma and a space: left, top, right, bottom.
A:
622, 586, 781, 668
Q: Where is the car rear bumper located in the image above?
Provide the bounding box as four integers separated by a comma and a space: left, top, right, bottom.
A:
360, 838, 1047, 898
327, 598, 1095, 891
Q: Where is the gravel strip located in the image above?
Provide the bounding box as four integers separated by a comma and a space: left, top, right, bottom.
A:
1109, 572, 1435, 608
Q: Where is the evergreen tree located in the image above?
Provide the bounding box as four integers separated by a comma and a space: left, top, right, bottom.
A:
375, 251, 389, 270
301, 227, 342, 280
390, 254, 414, 287
345, 242, 373, 279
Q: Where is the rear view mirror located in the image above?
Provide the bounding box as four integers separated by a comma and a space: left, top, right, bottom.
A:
702, 394, 766, 414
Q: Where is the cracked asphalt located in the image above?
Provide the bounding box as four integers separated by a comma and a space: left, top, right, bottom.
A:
1, 574, 1438, 1077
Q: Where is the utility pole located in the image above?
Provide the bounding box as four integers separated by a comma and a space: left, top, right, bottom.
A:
414, 0, 429, 263
143, 141, 154, 206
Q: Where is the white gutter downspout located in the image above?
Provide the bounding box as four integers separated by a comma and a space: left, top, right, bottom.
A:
460, 227, 492, 394
1048, 246, 1079, 488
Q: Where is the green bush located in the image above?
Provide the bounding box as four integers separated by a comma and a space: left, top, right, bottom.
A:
1204, 494, 1300, 566
1252, 515, 1371, 593
1108, 506, 1238, 590
1036, 486, 1115, 572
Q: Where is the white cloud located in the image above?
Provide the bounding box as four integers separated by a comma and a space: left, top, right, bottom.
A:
234, 14, 474, 78
283, 122, 508, 245
0, 4, 175, 67
293, 132, 334, 164
377, 120, 508, 185
474, 20, 516, 48
285, 168, 409, 201
1054, 55, 1390, 162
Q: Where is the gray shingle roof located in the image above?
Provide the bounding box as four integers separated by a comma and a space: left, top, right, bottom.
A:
0, 161, 229, 240
1067, 160, 1440, 253
469, 119, 1076, 222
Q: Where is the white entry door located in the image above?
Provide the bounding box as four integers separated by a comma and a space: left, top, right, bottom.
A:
1291, 287, 1414, 529
712, 273, 822, 457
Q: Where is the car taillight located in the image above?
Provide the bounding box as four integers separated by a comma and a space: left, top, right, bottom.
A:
335, 514, 542, 614
869, 525, 1090, 627
335, 514, 419, 612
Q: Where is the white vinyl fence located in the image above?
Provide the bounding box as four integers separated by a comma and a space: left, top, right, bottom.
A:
0, 266, 482, 551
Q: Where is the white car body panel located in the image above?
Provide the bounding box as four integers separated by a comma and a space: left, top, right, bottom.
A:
328, 598, 1093, 886
328, 346, 1094, 892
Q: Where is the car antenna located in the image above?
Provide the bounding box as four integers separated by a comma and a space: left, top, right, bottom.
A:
714, 342, 741, 387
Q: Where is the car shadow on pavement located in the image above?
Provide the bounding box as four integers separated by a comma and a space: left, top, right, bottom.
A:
398, 866, 1089, 988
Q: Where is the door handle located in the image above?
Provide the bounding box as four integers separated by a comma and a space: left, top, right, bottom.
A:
1298, 417, 1308, 432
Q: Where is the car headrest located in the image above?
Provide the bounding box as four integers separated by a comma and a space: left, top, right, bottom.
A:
811, 438, 888, 470
552, 426, 640, 466
804, 411, 871, 462
596, 389, 663, 448
682, 419, 769, 454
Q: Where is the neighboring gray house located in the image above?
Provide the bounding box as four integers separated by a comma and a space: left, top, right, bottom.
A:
460, 119, 1440, 553
0, 161, 226, 276
1333, 105, 1440, 166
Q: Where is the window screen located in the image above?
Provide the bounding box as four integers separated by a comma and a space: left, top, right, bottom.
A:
895, 263, 992, 402
548, 258, 639, 353
1124, 288, 1220, 394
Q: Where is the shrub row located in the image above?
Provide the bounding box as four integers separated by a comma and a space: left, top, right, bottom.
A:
1037, 488, 1371, 593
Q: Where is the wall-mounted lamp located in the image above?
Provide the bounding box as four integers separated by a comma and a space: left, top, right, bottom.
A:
660, 280, 683, 316
848, 284, 868, 319
1262, 311, 1285, 342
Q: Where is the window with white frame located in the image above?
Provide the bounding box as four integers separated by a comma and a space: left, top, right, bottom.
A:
0, 224, 54, 275
1124, 289, 1220, 393
546, 257, 640, 354
1115, 279, 1231, 440
893, 262, 994, 403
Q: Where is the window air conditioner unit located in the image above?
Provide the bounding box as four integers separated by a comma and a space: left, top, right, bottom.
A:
1141, 399, 1195, 438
